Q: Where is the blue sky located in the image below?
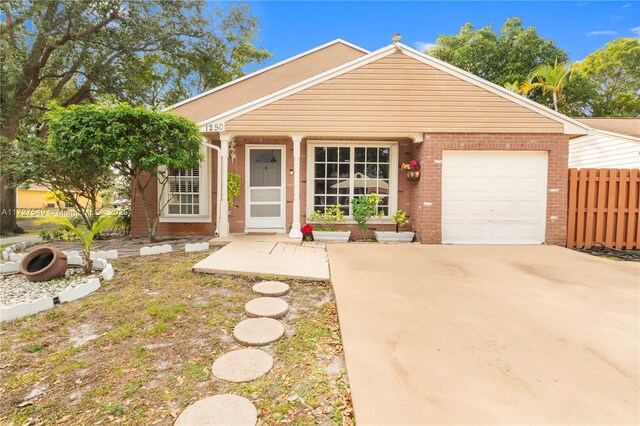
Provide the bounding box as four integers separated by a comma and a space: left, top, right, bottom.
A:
239, 1, 639, 70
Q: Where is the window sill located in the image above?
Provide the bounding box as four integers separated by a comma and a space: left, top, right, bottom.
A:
159, 215, 212, 223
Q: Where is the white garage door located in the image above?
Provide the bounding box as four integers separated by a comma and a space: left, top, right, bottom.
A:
442, 151, 548, 244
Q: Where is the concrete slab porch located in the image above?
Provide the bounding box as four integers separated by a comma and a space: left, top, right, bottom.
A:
193, 241, 330, 281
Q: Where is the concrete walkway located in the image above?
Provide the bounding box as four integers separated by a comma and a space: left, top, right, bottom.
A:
193, 241, 330, 281
328, 244, 639, 425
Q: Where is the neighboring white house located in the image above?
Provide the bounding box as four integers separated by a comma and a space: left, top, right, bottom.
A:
569, 118, 640, 169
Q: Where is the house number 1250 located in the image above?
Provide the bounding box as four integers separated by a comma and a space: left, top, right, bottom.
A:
205, 122, 225, 132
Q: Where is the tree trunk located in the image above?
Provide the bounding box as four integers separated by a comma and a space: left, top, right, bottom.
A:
0, 117, 24, 235
83, 250, 93, 275
552, 91, 558, 112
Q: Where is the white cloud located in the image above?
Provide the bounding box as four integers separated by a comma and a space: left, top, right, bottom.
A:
414, 41, 435, 51
585, 30, 617, 37
631, 26, 640, 36
621, 3, 631, 8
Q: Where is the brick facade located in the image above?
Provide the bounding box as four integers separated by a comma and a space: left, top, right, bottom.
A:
132, 133, 569, 246
410, 133, 569, 246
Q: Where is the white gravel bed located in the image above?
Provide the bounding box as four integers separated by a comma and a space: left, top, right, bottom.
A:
0, 267, 101, 307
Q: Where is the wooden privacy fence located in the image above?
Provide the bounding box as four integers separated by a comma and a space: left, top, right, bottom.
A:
567, 168, 640, 249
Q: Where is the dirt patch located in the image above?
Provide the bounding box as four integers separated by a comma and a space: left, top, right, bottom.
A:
0, 251, 353, 425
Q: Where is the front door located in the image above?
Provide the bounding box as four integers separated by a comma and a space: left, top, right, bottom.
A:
245, 146, 286, 231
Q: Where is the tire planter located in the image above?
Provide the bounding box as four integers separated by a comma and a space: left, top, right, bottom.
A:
19, 247, 68, 282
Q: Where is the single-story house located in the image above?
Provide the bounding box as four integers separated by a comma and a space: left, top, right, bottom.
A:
131, 38, 591, 245
569, 118, 640, 169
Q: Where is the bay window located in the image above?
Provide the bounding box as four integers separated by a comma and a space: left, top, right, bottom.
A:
307, 142, 397, 219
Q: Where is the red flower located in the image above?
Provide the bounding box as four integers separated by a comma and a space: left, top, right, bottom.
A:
301, 224, 314, 234
400, 160, 420, 171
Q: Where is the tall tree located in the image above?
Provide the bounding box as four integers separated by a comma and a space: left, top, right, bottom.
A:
0, 0, 270, 234
521, 60, 574, 112
578, 38, 640, 117
427, 18, 568, 88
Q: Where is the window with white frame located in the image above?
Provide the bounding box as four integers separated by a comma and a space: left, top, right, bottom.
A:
166, 167, 201, 215
160, 150, 210, 221
309, 143, 396, 218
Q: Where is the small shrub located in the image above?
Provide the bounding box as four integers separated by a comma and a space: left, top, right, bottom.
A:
310, 205, 345, 231
351, 193, 381, 232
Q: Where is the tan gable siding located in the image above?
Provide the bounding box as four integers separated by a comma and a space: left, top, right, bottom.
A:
227, 53, 563, 133
170, 42, 366, 123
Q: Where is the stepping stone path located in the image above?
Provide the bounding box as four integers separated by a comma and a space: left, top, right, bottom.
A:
252, 280, 290, 296
174, 394, 257, 426
178, 281, 291, 424
234, 317, 285, 346
245, 296, 289, 318
211, 348, 274, 382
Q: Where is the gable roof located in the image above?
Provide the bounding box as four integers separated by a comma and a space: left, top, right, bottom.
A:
199, 42, 589, 136
575, 118, 640, 139
164, 39, 368, 122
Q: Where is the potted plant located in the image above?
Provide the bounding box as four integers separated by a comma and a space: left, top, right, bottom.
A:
301, 224, 314, 242
351, 193, 381, 239
401, 160, 420, 181
310, 205, 350, 242
374, 209, 415, 243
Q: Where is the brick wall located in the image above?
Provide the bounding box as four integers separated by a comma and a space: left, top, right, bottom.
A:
131, 133, 569, 245
410, 133, 569, 246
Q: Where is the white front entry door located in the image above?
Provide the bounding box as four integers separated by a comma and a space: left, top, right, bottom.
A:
245, 146, 286, 231
442, 151, 548, 244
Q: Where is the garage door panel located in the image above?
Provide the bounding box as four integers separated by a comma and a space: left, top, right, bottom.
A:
442, 151, 548, 244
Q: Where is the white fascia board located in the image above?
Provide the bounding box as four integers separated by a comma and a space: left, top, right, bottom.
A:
396, 43, 590, 136
198, 44, 398, 128
591, 129, 640, 143
163, 39, 369, 112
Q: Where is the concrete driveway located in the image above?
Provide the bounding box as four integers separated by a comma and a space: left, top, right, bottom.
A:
328, 245, 639, 425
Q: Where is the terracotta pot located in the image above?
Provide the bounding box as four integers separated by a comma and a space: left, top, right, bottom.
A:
19, 247, 68, 282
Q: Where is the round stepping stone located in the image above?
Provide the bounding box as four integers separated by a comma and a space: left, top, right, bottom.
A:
245, 297, 289, 319
211, 348, 273, 382
174, 394, 257, 425
252, 280, 290, 296
234, 317, 285, 346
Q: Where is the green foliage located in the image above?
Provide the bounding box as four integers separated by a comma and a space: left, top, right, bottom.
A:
391, 210, 409, 232
521, 60, 575, 111
227, 172, 242, 208
41, 215, 118, 274
428, 18, 568, 88
351, 194, 381, 232
578, 38, 640, 117
113, 206, 131, 236
0, 0, 270, 235
44, 103, 202, 241
310, 205, 345, 231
